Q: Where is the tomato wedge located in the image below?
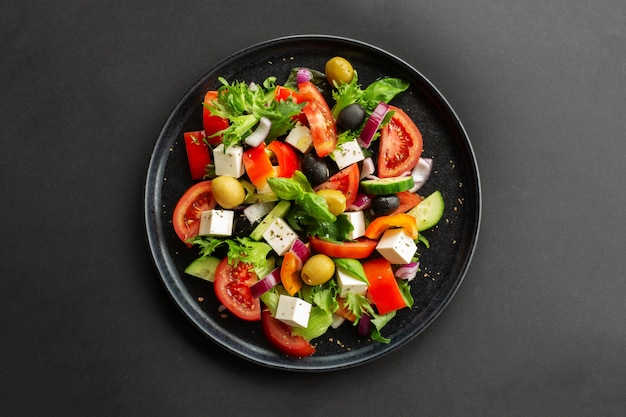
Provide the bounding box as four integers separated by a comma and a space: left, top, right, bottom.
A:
172, 181, 216, 245
202, 90, 229, 145
261, 309, 315, 357
313, 163, 360, 207
214, 258, 261, 321
377, 105, 423, 178
267, 140, 300, 178
298, 81, 337, 158
309, 236, 377, 259
183, 130, 211, 180
363, 258, 407, 315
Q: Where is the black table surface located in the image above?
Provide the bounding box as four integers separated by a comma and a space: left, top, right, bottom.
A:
2, 1, 624, 415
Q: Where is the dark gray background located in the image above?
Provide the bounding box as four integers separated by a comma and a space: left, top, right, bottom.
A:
2, 1, 624, 415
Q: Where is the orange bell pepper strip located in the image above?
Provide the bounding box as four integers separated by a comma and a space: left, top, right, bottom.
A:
280, 251, 304, 296
364, 213, 418, 240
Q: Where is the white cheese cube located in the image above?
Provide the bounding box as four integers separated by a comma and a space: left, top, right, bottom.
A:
198, 209, 234, 237
375, 228, 417, 264
243, 202, 276, 224
275, 295, 312, 328
331, 139, 365, 170
284, 122, 313, 154
213, 143, 244, 178
336, 266, 369, 298
343, 210, 366, 240
262, 217, 298, 256
331, 314, 346, 329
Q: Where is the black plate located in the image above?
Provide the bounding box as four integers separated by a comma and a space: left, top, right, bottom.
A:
144, 35, 481, 371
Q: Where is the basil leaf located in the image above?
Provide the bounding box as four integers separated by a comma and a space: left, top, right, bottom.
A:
267, 177, 303, 200
296, 192, 336, 222
333, 258, 368, 283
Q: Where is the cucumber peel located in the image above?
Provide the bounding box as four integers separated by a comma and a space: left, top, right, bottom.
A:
360, 176, 414, 195
407, 190, 445, 231
249, 200, 291, 241
184, 256, 221, 282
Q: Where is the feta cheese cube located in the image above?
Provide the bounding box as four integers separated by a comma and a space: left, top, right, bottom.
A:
331, 139, 365, 170
262, 217, 298, 256
343, 210, 366, 240
198, 209, 234, 236
375, 228, 417, 264
336, 266, 369, 298
275, 295, 312, 328
284, 122, 313, 154
243, 202, 276, 224
213, 143, 244, 178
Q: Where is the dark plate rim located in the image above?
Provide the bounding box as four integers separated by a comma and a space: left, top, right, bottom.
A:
144, 34, 481, 372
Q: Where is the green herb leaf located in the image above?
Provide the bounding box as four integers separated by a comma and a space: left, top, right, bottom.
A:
333, 259, 368, 283
266, 177, 304, 200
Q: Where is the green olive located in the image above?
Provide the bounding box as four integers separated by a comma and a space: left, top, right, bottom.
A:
325, 57, 354, 87
316, 189, 346, 216
211, 176, 246, 209
301, 254, 335, 286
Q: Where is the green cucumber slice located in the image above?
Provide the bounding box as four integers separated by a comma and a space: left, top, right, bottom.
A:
249, 200, 291, 241
407, 190, 445, 231
360, 176, 414, 195
184, 256, 221, 282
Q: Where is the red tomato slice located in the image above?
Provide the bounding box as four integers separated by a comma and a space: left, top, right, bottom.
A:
172, 181, 216, 245
309, 236, 377, 259
314, 163, 360, 207
214, 258, 261, 321
393, 191, 423, 214
267, 141, 300, 178
363, 258, 407, 315
377, 106, 423, 178
203, 91, 229, 145
183, 131, 211, 180
261, 309, 315, 357
298, 81, 337, 158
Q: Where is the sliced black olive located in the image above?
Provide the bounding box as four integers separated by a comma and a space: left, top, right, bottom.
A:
301, 152, 330, 187
232, 211, 256, 238
370, 194, 401, 218
336, 103, 366, 131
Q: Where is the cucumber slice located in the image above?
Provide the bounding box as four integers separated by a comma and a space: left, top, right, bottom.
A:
360, 176, 414, 195
249, 200, 291, 241
184, 256, 221, 282
407, 190, 445, 231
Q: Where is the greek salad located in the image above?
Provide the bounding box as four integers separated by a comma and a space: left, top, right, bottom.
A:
171, 56, 445, 357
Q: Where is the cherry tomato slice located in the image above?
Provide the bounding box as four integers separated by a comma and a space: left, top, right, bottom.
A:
214, 258, 261, 322
172, 181, 216, 245
261, 309, 315, 357
377, 105, 423, 178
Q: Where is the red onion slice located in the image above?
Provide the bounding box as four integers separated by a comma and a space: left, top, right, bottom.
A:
250, 268, 280, 298
290, 239, 311, 265
244, 116, 272, 147
395, 262, 420, 281
296, 68, 312, 84
358, 102, 390, 148
347, 192, 372, 211
409, 157, 433, 193
358, 314, 372, 336
360, 157, 376, 179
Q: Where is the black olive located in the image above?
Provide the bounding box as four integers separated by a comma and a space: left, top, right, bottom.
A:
370, 194, 400, 218
336, 103, 366, 131
232, 211, 256, 238
301, 152, 330, 187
